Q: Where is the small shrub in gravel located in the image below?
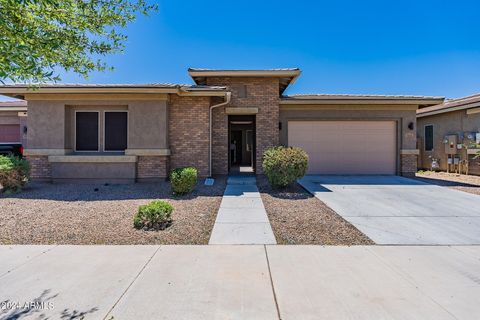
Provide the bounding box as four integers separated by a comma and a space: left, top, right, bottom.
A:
170, 166, 197, 194
133, 200, 174, 231
0, 155, 30, 193
263, 146, 308, 188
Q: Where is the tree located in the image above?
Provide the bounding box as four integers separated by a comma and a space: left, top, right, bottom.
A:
0, 0, 157, 83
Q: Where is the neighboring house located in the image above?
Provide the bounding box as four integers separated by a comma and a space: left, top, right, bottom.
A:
0, 100, 28, 147
417, 94, 480, 175
0, 68, 443, 182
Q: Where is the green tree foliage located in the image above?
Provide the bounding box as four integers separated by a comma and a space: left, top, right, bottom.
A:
0, 0, 157, 83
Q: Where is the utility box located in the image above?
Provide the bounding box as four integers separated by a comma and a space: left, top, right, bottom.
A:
445, 135, 458, 154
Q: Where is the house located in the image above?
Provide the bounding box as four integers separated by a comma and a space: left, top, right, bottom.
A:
0, 68, 443, 182
417, 94, 480, 175
0, 100, 28, 147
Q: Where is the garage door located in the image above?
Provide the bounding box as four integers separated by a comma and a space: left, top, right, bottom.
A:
288, 121, 396, 174
0, 124, 20, 143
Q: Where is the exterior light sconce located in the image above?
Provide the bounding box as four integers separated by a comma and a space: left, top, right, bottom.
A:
408, 122, 414, 130
279, 122, 282, 130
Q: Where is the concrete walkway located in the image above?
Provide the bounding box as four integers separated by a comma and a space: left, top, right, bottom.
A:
300, 175, 480, 245
209, 176, 276, 245
1, 245, 479, 319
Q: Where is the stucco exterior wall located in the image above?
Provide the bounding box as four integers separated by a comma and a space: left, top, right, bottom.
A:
207, 77, 280, 174
279, 105, 418, 175
417, 110, 480, 175
51, 162, 136, 183
25, 95, 170, 181
27, 100, 65, 149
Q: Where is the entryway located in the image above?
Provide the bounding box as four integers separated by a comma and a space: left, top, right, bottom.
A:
228, 115, 255, 175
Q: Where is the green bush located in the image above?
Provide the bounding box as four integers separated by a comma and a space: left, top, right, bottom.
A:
263, 146, 308, 188
0, 155, 30, 193
133, 200, 174, 230
170, 166, 198, 194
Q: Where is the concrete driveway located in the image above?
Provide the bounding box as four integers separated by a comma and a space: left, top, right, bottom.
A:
299, 175, 480, 245
1, 245, 480, 320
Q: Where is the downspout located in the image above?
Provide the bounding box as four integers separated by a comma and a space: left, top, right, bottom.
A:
209, 92, 231, 177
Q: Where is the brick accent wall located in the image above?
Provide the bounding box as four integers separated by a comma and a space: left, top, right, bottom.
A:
137, 156, 168, 180
207, 77, 280, 174
168, 95, 210, 177
401, 154, 417, 177
27, 155, 51, 180
211, 105, 228, 175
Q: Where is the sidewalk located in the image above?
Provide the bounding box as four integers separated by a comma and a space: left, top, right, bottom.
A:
1, 245, 479, 319
209, 176, 276, 244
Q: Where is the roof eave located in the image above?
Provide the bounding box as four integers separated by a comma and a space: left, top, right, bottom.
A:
280, 98, 445, 105
0, 107, 28, 111
0, 86, 227, 99
417, 101, 480, 118
188, 69, 301, 94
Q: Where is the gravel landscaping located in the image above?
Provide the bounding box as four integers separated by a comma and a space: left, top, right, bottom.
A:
257, 177, 374, 245
0, 178, 226, 245
414, 171, 480, 196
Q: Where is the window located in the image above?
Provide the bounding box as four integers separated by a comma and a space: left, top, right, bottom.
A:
75, 112, 99, 151
104, 111, 128, 151
424, 125, 434, 151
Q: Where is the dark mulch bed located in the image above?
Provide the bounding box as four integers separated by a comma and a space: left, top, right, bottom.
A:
257, 177, 374, 245
0, 177, 226, 245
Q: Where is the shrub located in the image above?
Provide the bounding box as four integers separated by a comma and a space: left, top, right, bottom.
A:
0, 155, 30, 193
133, 200, 174, 230
170, 166, 198, 194
263, 146, 308, 188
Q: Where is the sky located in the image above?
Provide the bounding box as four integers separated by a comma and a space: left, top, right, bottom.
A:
3, 0, 480, 100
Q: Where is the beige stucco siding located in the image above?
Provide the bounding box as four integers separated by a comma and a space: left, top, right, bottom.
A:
417, 110, 480, 174
128, 100, 168, 149
27, 97, 168, 152
27, 100, 65, 149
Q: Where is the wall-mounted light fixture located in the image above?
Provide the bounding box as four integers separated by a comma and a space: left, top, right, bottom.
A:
278, 122, 282, 130
23, 126, 28, 134
408, 122, 414, 130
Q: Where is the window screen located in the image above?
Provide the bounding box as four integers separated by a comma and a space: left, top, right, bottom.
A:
104, 112, 127, 151
425, 125, 434, 151
76, 112, 99, 151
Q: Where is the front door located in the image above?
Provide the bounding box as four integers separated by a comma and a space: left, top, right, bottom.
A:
228, 115, 255, 174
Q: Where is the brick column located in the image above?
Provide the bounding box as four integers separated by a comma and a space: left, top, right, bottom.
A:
136, 156, 169, 180
401, 154, 417, 177
27, 156, 51, 180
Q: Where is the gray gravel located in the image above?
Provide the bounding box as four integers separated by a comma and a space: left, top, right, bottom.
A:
257, 177, 373, 245
0, 178, 226, 245
414, 171, 480, 196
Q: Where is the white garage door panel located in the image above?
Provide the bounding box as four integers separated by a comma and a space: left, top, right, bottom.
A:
288, 121, 396, 174
0, 124, 20, 143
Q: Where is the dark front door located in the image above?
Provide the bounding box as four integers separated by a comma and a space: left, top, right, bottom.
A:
228, 115, 255, 173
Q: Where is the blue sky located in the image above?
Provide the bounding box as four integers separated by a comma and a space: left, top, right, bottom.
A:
4, 0, 480, 100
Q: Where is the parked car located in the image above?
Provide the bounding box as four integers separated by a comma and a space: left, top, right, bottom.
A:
0, 143, 23, 157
